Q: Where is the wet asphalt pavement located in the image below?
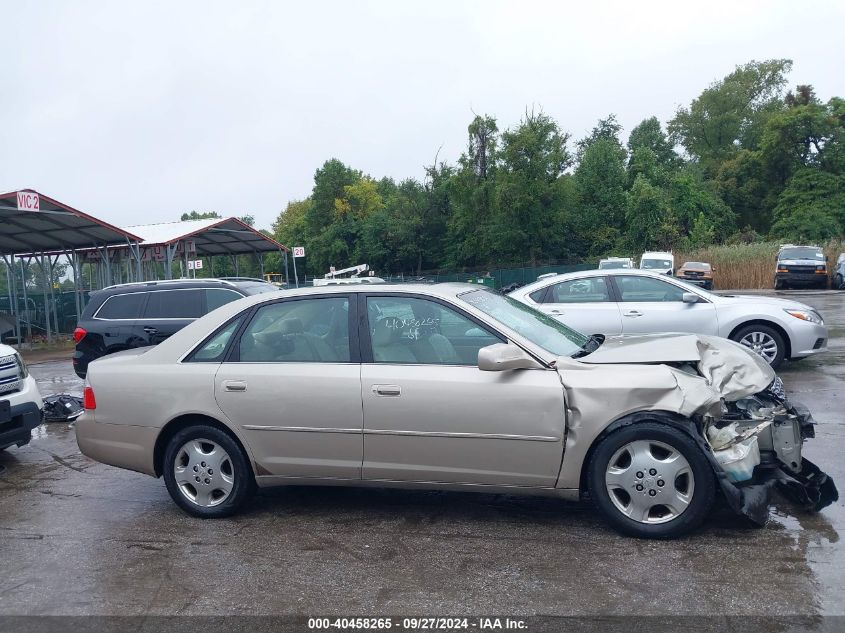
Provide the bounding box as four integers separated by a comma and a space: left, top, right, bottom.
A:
1, 290, 844, 617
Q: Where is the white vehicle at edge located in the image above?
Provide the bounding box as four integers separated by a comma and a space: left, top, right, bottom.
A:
508, 269, 827, 369
640, 251, 674, 275
0, 343, 43, 451
598, 257, 634, 270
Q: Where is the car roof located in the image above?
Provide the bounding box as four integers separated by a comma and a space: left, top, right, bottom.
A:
96, 278, 270, 295
275, 282, 483, 299
512, 268, 682, 294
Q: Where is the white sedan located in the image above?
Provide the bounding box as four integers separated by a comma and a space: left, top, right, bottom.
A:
509, 269, 827, 368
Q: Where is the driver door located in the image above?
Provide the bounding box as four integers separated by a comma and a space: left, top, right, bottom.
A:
610, 275, 718, 335
360, 294, 567, 487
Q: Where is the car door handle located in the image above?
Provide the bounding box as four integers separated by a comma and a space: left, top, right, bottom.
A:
372, 384, 401, 396
550, 309, 565, 315
223, 380, 247, 392
143, 326, 158, 335
623, 311, 643, 318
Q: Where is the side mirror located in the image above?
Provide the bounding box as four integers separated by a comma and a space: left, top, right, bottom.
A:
478, 343, 542, 371
682, 292, 700, 304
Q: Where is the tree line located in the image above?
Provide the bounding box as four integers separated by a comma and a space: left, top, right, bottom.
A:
267, 59, 844, 277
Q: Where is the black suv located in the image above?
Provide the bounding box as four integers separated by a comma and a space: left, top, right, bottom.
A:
73, 278, 278, 378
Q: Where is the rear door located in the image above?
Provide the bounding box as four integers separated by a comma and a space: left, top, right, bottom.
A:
89, 291, 147, 353
610, 275, 718, 335
534, 276, 623, 336
133, 288, 204, 346
213, 294, 363, 479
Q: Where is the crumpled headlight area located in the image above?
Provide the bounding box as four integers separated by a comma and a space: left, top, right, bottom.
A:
785, 308, 824, 325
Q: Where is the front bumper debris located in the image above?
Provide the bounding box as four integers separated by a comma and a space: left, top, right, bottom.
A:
702, 393, 838, 525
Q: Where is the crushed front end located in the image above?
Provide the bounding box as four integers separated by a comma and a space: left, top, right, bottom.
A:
701, 377, 838, 524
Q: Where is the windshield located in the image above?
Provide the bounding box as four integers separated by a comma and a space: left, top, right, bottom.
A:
459, 288, 588, 357
779, 247, 824, 261
599, 261, 630, 269
641, 259, 672, 269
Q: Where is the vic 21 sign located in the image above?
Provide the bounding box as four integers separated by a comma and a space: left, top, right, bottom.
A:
17, 191, 40, 211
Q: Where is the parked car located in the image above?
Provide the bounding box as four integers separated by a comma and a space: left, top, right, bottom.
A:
639, 251, 674, 275
0, 343, 43, 452
76, 283, 836, 539
832, 253, 845, 290
508, 269, 827, 369
598, 257, 635, 270
676, 261, 714, 290
775, 244, 828, 289
73, 278, 279, 378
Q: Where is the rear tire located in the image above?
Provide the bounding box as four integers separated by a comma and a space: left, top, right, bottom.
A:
162, 425, 255, 518
586, 422, 715, 539
731, 323, 786, 369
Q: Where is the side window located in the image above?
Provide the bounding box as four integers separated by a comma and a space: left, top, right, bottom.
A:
529, 288, 547, 303
238, 297, 350, 362
616, 276, 685, 302
95, 293, 145, 320
367, 296, 502, 365
189, 317, 243, 363
549, 277, 610, 303
143, 290, 203, 319
206, 288, 244, 312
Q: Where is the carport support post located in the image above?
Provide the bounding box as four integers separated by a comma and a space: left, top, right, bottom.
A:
98, 245, 112, 287
19, 258, 31, 345
282, 249, 289, 286
164, 243, 178, 280
71, 251, 82, 324
48, 255, 60, 336
3, 255, 20, 344
291, 252, 299, 288
38, 254, 52, 344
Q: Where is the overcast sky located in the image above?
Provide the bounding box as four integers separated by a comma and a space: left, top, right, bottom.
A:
2, 0, 842, 231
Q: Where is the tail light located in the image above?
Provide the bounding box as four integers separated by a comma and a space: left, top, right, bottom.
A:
73, 327, 87, 343
83, 386, 97, 410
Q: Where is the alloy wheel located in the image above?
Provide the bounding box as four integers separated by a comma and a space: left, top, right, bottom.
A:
739, 331, 779, 363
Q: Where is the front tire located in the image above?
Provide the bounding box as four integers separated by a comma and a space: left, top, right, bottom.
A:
731, 323, 786, 368
162, 425, 255, 518
586, 422, 715, 539
835, 274, 844, 290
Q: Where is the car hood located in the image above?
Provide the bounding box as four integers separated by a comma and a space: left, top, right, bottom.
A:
714, 293, 816, 311
575, 332, 775, 403
779, 258, 824, 266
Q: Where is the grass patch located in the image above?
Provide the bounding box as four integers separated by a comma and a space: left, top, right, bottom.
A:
677, 241, 844, 289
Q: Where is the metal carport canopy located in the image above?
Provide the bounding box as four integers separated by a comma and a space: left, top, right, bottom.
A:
125, 217, 289, 254
0, 189, 141, 254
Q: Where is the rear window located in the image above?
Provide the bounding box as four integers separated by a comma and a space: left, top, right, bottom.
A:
206, 288, 244, 311
95, 293, 146, 320
142, 290, 203, 319
237, 282, 279, 295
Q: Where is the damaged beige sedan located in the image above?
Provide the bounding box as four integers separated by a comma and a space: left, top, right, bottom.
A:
75, 284, 837, 539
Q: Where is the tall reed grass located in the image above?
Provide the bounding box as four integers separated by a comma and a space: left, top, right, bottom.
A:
676, 241, 845, 290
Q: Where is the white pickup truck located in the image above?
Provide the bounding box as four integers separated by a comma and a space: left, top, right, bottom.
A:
0, 343, 43, 451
